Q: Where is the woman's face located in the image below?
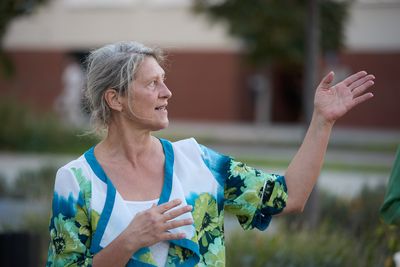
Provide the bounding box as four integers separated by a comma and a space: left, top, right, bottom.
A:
123, 56, 172, 131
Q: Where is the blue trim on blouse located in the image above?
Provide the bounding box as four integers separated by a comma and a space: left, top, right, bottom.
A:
84, 147, 116, 254
171, 238, 200, 259
83, 140, 200, 265
90, 178, 116, 254
158, 138, 173, 205
84, 147, 116, 253
83, 141, 175, 259
84, 147, 107, 183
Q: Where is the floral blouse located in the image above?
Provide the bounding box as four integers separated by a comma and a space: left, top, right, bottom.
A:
46, 138, 288, 266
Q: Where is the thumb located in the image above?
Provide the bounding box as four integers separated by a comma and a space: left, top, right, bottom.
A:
320, 71, 335, 88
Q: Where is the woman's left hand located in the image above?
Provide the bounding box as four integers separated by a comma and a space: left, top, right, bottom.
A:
314, 70, 375, 124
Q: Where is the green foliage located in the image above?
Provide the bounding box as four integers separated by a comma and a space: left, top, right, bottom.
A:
320, 0, 349, 53
227, 186, 400, 267
193, 0, 349, 66
227, 226, 363, 267
0, 97, 99, 154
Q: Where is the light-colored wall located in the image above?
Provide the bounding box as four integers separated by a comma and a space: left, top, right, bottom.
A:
3, 0, 400, 52
3, 0, 240, 51
345, 0, 400, 52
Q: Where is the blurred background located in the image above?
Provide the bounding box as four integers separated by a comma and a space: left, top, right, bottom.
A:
0, 0, 399, 266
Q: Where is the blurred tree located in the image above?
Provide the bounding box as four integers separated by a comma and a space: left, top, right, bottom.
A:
0, 0, 49, 77
193, 0, 349, 121
193, 0, 348, 67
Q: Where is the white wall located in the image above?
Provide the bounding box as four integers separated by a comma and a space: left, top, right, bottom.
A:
345, 0, 400, 52
3, 0, 400, 52
3, 0, 240, 51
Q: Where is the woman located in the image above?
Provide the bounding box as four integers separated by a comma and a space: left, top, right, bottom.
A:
46, 41, 375, 266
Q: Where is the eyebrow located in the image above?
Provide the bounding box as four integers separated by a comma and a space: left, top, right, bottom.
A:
144, 72, 165, 81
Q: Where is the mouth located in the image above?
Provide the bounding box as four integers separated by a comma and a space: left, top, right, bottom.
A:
155, 104, 167, 111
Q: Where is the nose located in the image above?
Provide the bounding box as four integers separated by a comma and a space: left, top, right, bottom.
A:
160, 82, 172, 99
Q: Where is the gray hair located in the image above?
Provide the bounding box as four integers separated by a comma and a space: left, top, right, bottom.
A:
84, 41, 164, 133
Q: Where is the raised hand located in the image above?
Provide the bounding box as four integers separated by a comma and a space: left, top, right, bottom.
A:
122, 199, 193, 251
314, 71, 375, 124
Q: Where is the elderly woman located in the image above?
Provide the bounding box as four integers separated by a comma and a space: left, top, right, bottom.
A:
46, 41, 375, 267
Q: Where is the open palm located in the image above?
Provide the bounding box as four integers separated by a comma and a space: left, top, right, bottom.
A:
314, 71, 375, 123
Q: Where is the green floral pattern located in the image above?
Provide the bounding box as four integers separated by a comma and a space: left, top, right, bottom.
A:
46, 167, 98, 267
189, 151, 287, 266
192, 193, 223, 248
202, 237, 225, 267
224, 159, 287, 231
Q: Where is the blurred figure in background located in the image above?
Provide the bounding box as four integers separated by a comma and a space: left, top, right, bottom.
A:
46, 41, 375, 267
54, 54, 86, 128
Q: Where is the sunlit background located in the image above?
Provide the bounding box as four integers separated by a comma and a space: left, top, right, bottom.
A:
0, 0, 399, 266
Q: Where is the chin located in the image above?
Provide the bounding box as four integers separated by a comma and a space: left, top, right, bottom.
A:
151, 120, 169, 132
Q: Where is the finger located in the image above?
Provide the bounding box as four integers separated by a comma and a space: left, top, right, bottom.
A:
350, 92, 374, 109
163, 218, 194, 231
160, 231, 186, 241
163, 205, 193, 221
352, 80, 375, 98
342, 71, 368, 86
155, 199, 182, 214
319, 71, 335, 88
349, 74, 375, 91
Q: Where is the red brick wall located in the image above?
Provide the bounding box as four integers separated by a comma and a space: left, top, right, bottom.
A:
336, 52, 400, 129
0, 51, 66, 112
164, 50, 252, 122
1, 50, 399, 129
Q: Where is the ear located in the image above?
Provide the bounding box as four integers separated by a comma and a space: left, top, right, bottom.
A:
104, 88, 123, 112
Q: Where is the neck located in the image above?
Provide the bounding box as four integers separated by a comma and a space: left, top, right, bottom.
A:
97, 121, 158, 166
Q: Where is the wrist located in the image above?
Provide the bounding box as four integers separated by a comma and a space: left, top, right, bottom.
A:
119, 230, 140, 254
311, 111, 335, 131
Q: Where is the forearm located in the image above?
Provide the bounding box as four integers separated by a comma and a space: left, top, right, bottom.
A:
283, 111, 333, 213
92, 231, 138, 267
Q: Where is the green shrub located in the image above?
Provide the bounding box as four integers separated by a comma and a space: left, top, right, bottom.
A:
0, 97, 98, 154
227, 186, 400, 267
227, 225, 364, 267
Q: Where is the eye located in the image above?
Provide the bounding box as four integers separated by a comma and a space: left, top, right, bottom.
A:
148, 80, 157, 88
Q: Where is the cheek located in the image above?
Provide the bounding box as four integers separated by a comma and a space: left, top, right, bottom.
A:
130, 92, 155, 111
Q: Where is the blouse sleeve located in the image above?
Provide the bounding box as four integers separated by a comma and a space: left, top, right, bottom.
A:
46, 166, 94, 267
199, 144, 288, 231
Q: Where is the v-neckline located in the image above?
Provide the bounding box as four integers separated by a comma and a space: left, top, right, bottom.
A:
84, 138, 174, 206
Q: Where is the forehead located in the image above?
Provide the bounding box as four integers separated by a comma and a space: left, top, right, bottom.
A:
136, 56, 164, 79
